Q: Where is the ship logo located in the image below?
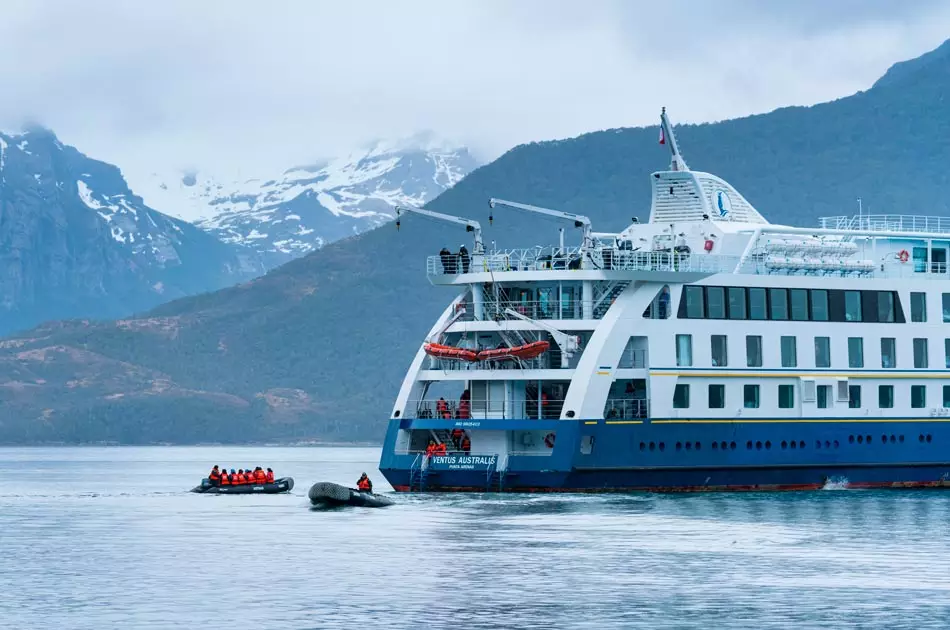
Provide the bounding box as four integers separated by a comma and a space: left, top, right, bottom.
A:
715, 190, 732, 217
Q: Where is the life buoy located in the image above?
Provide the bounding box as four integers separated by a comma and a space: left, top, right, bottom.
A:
898, 250, 910, 263
544, 433, 556, 448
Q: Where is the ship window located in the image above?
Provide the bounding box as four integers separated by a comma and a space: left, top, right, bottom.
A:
642, 285, 671, 319
675, 334, 693, 367
817, 385, 831, 409
911, 385, 927, 409
878, 385, 894, 409
711, 335, 728, 367
790, 289, 809, 321
933, 248, 947, 273
684, 286, 704, 318
746, 335, 763, 367
914, 338, 929, 369
848, 337, 864, 368
780, 336, 797, 368
878, 292, 896, 323
707, 287, 726, 319
708, 384, 725, 409
769, 288, 788, 320
814, 337, 831, 368
913, 247, 927, 273
946, 339, 950, 368
911, 292, 927, 322
944, 385, 950, 408
743, 384, 760, 408
778, 384, 795, 409
673, 384, 690, 408
845, 291, 862, 322
881, 338, 896, 368
943, 294, 950, 322
849, 385, 862, 408
811, 290, 829, 321
748, 288, 767, 320
837, 379, 850, 402
728, 287, 747, 320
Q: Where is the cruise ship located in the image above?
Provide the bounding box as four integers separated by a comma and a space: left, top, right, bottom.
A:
378, 109, 950, 492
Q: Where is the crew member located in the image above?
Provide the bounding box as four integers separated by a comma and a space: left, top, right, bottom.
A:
439, 247, 452, 274
451, 427, 464, 449
266, 468, 275, 483
356, 473, 373, 493
459, 244, 470, 273
209, 465, 221, 486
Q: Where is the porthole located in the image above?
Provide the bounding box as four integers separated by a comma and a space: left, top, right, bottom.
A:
857, 435, 863, 444
849, 435, 855, 444
686, 442, 692, 451
649, 442, 656, 451
816, 440, 822, 449
676, 442, 682, 451
799, 441, 805, 449
899, 435, 905, 443
640, 442, 646, 451
394, 410, 401, 418
765, 441, 771, 450
746, 441, 753, 450
881, 435, 887, 444
712, 442, 719, 450
695, 442, 702, 451
927, 434, 933, 443
756, 441, 762, 450
781, 441, 787, 450
566, 410, 575, 418
791, 440, 797, 450
866, 435, 872, 444
890, 435, 896, 443
919, 434, 925, 443
833, 440, 839, 448
730, 441, 736, 450
720, 441, 727, 450
659, 442, 666, 451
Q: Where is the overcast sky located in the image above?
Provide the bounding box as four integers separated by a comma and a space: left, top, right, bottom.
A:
1, 0, 949, 186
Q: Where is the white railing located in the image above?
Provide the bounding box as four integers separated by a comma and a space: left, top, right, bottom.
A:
819, 214, 950, 234
408, 398, 564, 420
604, 399, 649, 420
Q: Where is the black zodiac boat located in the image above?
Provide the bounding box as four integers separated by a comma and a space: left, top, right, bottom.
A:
308, 481, 393, 508
191, 477, 294, 494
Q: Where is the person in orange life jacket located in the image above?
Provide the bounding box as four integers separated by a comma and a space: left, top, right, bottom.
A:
256, 467, 266, 484
266, 468, 275, 483
220, 469, 231, 485
236, 469, 246, 484
434, 441, 447, 455
356, 473, 373, 492
425, 439, 437, 456
451, 428, 464, 449
461, 435, 471, 452
458, 389, 471, 419
209, 465, 221, 486
436, 397, 450, 419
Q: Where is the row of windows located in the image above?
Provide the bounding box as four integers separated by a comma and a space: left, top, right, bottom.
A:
678, 286, 905, 323
672, 383, 950, 410
636, 435, 934, 452
675, 334, 950, 369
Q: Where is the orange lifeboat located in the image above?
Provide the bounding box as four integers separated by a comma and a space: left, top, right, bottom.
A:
476, 340, 550, 362
424, 342, 478, 362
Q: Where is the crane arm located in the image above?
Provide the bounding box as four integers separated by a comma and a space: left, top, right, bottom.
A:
395, 205, 483, 253
488, 198, 593, 253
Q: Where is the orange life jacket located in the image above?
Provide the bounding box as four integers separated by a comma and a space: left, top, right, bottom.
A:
451, 428, 464, 440
255, 470, 265, 484
220, 473, 231, 485
357, 478, 371, 491
266, 471, 275, 483
461, 438, 471, 451
237, 472, 246, 484
436, 399, 448, 413
435, 443, 447, 455
209, 470, 220, 482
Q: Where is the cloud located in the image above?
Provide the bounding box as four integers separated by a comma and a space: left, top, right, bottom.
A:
0, 0, 948, 188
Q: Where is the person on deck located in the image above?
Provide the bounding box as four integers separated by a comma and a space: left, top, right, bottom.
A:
458, 389, 471, 419
436, 397, 450, 419
461, 435, 471, 453
451, 427, 464, 450
356, 473, 373, 493
425, 439, 438, 457
266, 468, 275, 483
459, 245, 470, 273
439, 247, 452, 274
209, 465, 221, 486
434, 441, 447, 455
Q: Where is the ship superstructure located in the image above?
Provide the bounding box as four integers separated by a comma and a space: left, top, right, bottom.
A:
379, 109, 950, 492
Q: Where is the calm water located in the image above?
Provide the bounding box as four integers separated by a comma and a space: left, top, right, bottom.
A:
2, 447, 950, 629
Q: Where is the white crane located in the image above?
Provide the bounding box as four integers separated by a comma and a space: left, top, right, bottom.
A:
488, 198, 593, 256
503, 308, 580, 368
395, 205, 484, 254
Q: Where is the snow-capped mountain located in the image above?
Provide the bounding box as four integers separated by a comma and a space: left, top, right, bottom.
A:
138, 136, 479, 269
0, 127, 258, 335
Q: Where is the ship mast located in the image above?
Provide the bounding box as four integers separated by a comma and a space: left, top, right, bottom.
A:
660, 107, 689, 172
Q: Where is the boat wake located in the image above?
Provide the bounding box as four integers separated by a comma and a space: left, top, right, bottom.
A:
821, 476, 851, 491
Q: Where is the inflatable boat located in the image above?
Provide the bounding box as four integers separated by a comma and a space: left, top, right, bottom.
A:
191, 477, 294, 494
308, 481, 393, 508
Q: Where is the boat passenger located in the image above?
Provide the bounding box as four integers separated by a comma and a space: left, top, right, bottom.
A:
439, 247, 452, 274
266, 468, 275, 483
229, 468, 237, 484
425, 439, 438, 457
459, 245, 470, 273
220, 469, 231, 486
436, 397, 450, 419
237, 469, 247, 484
209, 465, 221, 486
458, 389, 471, 419
256, 467, 266, 484
461, 436, 471, 452
451, 428, 464, 449
356, 473, 373, 492
434, 441, 447, 455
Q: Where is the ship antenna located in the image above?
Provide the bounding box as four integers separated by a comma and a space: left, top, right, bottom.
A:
660, 107, 689, 172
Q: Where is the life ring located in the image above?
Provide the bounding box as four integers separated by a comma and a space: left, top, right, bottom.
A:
898, 249, 910, 263
544, 433, 556, 448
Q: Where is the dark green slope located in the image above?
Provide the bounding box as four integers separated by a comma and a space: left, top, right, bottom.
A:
2, 39, 949, 443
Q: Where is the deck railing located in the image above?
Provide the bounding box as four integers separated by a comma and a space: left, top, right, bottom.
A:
819, 214, 950, 234
408, 398, 566, 420
603, 398, 649, 420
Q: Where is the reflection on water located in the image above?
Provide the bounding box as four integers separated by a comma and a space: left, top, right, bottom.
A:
2, 447, 950, 629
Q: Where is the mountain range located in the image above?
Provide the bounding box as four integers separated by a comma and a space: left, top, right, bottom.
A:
1, 38, 950, 444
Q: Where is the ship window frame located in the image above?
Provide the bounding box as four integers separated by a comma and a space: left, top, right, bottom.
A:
790, 289, 809, 321
943, 293, 950, 323
881, 337, 897, 369
780, 336, 797, 368
817, 384, 832, 409
746, 335, 763, 368
684, 286, 705, 319
911, 385, 927, 409
706, 287, 726, 319
811, 289, 829, 321
708, 384, 725, 409
727, 287, 747, 320
778, 384, 795, 409
743, 384, 760, 409
945, 339, 950, 369
844, 291, 863, 322
911, 292, 927, 323
848, 385, 862, 409
814, 336, 831, 368
748, 288, 767, 320
913, 338, 929, 369
877, 292, 896, 323
675, 334, 693, 367
769, 288, 789, 321
848, 337, 864, 368
710, 335, 728, 367
878, 384, 895, 409
673, 383, 690, 409
943, 385, 950, 408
